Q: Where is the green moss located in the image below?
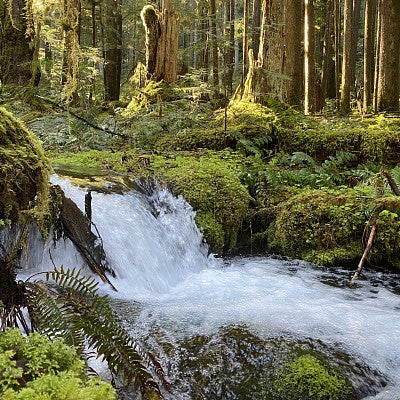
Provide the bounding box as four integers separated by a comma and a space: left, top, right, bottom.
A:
266, 188, 370, 266
0, 107, 51, 231
275, 354, 354, 400
153, 152, 250, 253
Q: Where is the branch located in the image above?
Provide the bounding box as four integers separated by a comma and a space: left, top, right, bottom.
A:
36, 95, 128, 139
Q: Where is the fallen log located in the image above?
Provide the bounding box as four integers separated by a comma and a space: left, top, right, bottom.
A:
59, 190, 117, 291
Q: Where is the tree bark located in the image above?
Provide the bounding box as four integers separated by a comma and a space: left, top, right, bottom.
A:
284, 0, 303, 108
304, 0, 315, 114
252, 0, 262, 59
0, 0, 37, 85
242, 0, 250, 83
340, 0, 354, 113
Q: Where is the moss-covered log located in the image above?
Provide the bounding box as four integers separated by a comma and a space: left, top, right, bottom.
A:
0, 107, 51, 228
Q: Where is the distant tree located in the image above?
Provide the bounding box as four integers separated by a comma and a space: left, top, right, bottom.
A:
242, 0, 250, 82
376, 0, 400, 111
210, 0, 219, 86
320, 0, 334, 107
0, 0, 38, 85
284, 0, 303, 108
304, 0, 315, 114
363, 0, 377, 111
102, 0, 122, 102
340, 0, 354, 113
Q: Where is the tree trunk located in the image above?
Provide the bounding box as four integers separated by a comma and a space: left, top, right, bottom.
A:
154, 0, 179, 83
340, 0, 354, 113
223, 0, 234, 95
242, 0, 250, 83
252, 0, 262, 59
62, 0, 81, 104
103, 0, 122, 101
210, 0, 219, 86
334, 0, 341, 109
377, 0, 400, 112
304, 0, 315, 114
363, 0, 377, 111
0, 0, 37, 85
284, 0, 303, 108
321, 0, 334, 107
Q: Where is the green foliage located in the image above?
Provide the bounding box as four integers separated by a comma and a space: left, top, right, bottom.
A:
0, 328, 117, 400
275, 355, 353, 400
25, 267, 167, 397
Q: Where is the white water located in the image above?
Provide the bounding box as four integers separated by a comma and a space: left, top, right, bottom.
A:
33, 177, 400, 398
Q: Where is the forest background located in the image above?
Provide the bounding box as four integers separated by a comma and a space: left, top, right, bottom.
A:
1, 0, 400, 266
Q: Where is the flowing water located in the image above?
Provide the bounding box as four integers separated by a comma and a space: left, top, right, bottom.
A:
27, 176, 400, 399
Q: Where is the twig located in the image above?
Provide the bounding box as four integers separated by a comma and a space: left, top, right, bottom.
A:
350, 218, 377, 283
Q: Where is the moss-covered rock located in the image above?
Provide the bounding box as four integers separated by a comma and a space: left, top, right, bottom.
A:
0, 107, 51, 230
262, 187, 400, 268
275, 354, 355, 400
154, 152, 250, 253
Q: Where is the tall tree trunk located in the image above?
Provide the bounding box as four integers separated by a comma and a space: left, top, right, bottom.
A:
62, 0, 81, 104
251, 0, 262, 63
0, 0, 37, 85
334, 0, 341, 109
223, 0, 234, 95
373, 0, 381, 112
376, 0, 400, 111
155, 0, 179, 83
141, 0, 179, 84
350, 0, 362, 86
363, 0, 377, 111
242, 0, 250, 83
304, 0, 315, 114
320, 0, 334, 108
210, 0, 219, 86
200, 5, 209, 82
103, 0, 122, 101
284, 0, 303, 108
340, 0, 354, 113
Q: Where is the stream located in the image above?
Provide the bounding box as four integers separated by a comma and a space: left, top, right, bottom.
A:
24, 175, 400, 399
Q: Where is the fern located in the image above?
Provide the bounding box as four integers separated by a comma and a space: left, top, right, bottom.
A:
25, 267, 169, 397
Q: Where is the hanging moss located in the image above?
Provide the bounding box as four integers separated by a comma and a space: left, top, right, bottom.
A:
0, 107, 51, 231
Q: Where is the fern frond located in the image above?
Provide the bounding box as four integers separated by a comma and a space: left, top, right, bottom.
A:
26, 267, 168, 397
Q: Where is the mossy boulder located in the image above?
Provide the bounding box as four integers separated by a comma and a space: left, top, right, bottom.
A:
263, 187, 400, 268
0, 107, 51, 229
153, 152, 250, 253
275, 354, 355, 400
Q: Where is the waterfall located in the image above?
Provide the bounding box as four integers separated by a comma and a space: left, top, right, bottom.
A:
25, 176, 400, 399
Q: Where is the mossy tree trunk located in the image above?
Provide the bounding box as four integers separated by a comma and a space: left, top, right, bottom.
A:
61, 0, 81, 104
0, 0, 38, 85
